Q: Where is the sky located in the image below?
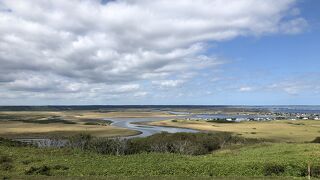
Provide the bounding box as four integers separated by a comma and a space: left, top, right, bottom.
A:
0, 0, 319, 105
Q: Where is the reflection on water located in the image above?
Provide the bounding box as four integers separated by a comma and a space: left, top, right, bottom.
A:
108, 117, 198, 138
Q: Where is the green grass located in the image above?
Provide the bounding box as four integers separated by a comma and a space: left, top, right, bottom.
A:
1, 143, 319, 178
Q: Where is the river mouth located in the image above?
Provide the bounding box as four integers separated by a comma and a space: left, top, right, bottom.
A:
107, 117, 198, 138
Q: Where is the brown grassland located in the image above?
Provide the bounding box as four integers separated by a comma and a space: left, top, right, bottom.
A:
145, 119, 320, 142
0, 111, 173, 138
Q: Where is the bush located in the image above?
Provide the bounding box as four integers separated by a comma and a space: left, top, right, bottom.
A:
25, 165, 51, 176
65, 132, 262, 156
88, 138, 127, 155
84, 122, 100, 125
83, 120, 112, 126
1, 176, 9, 180
310, 165, 320, 178
125, 138, 150, 154
52, 164, 69, 170
21, 160, 32, 165
0, 155, 13, 171
264, 164, 285, 176
1, 162, 13, 171
0, 155, 12, 164
300, 164, 320, 178
68, 133, 92, 150
0, 137, 28, 147
38, 137, 67, 148
311, 137, 320, 143
126, 132, 243, 155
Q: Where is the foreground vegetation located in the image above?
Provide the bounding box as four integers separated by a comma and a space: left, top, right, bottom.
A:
66, 132, 262, 155
147, 119, 320, 142
1, 134, 320, 179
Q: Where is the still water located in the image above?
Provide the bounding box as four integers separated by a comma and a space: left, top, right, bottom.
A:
107, 117, 198, 138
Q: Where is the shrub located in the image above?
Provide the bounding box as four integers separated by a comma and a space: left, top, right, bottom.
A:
300, 164, 320, 178
0, 155, 12, 164
311, 137, 320, 143
125, 138, 150, 154
68, 133, 92, 150
2, 176, 9, 180
52, 164, 69, 170
264, 164, 285, 176
66, 132, 262, 156
83, 120, 112, 126
1, 162, 13, 171
25, 165, 51, 176
0, 155, 13, 171
0, 137, 28, 147
126, 132, 241, 155
88, 138, 127, 155
310, 165, 320, 178
84, 122, 100, 125
21, 160, 32, 165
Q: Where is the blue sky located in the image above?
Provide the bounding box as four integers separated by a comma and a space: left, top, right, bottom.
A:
205, 0, 320, 105
0, 0, 319, 105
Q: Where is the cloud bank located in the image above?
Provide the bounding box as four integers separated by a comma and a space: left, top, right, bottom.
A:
0, 0, 307, 104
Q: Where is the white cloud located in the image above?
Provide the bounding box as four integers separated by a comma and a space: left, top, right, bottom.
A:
239, 86, 253, 92
269, 83, 300, 95
280, 18, 308, 34
268, 75, 320, 95
152, 80, 185, 89
0, 0, 307, 103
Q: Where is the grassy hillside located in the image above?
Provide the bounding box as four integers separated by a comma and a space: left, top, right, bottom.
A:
1, 142, 319, 179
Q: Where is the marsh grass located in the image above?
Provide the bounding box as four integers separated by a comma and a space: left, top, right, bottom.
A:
148, 120, 320, 142
18, 118, 76, 124
0, 112, 139, 138
83, 120, 112, 126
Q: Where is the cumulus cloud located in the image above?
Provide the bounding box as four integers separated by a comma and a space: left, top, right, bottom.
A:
0, 0, 307, 103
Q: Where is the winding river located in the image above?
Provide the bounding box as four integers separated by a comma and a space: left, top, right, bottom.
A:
15, 117, 199, 146
107, 117, 198, 138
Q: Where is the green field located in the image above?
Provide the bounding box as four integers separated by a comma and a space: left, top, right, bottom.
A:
1, 141, 320, 179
